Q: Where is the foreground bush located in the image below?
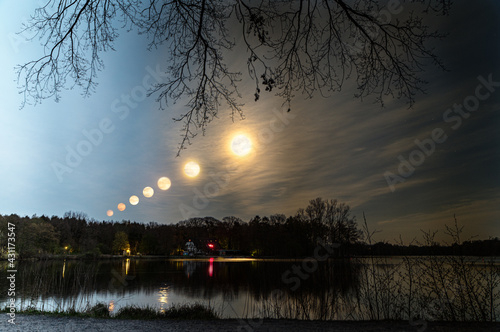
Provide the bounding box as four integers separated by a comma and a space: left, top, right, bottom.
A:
2, 303, 218, 320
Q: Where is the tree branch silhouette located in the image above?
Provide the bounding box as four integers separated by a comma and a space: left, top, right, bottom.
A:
17, 0, 450, 154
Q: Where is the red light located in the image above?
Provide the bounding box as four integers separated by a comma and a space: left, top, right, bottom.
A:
207, 243, 214, 248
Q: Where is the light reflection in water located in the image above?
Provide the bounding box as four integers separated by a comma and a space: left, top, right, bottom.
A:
184, 261, 195, 278
62, 260, 66, 278
158, 286, 169, 313
209, 257, 214, 277
125, 258, 130, 275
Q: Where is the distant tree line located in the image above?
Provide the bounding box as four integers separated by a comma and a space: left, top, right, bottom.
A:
0, 197, 498, 258
351, 239, 500, 257
0, 198, 360, 258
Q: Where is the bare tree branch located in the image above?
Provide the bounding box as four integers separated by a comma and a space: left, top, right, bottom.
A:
17, 0, 451, 154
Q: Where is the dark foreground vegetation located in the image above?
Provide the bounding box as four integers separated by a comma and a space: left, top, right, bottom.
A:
1, 198, 499, 259
6, 316, 500, 332
1, 303, 218, 320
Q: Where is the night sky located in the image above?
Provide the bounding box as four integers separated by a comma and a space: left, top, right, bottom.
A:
1, 1, 499, 243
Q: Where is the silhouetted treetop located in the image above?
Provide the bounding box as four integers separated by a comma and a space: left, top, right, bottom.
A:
18, 0, 450, 153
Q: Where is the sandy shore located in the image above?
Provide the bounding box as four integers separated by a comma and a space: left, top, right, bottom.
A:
2, 315, 499, 332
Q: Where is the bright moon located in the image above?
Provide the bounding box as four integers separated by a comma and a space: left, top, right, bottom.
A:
158, 177, 172, 190
117, 203, 126, 211
106, 210, 113, 217
184, 161, 200, 177
143, 186, 154, 198
129, 195, 139, 205
231, 135, 252, 156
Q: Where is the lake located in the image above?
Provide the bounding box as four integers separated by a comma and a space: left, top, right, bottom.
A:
1, 256, 499, 321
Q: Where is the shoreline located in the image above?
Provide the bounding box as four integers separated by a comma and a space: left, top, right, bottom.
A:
5, 315, 500, 332
2, 254, 499, 261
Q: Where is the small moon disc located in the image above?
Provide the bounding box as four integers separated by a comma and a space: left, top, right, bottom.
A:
158, 177, 172, 190
106, 210, 114, 217
184, 161, 200, 178
117, 203, 126, 211
143, 186, 154, 198
129, 195, 139, 205
231, 135, 252, 156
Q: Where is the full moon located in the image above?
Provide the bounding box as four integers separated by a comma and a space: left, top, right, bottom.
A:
106, 210, 113, 217
143, 186, 154, 197
129, 195, 139, 205
231, 134, 252, 156
184, 161, 200, 177
117, 203, 126, 211
158, 177, 172, 190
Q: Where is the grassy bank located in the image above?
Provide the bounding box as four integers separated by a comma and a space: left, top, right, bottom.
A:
1, 303, 219, 320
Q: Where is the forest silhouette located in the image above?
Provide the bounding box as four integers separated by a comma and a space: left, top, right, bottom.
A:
1, 198, 498, 258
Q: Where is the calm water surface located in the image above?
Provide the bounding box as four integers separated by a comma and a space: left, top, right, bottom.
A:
1, 257, 499, 320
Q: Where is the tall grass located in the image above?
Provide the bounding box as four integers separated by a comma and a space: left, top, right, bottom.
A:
15, 260, 100, 312
352, 215, 500, 322
1, 302, 218, 320
242, 216, 500, 322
